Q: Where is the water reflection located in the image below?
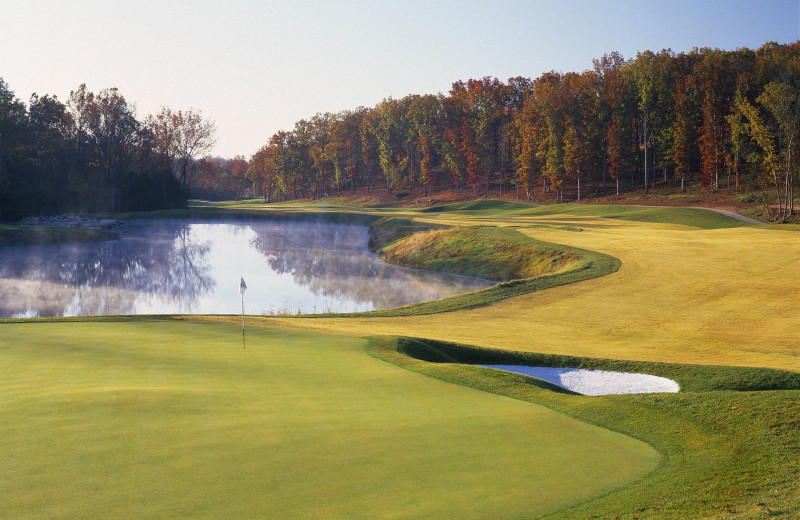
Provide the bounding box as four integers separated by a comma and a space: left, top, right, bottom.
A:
0, 219, 491, 317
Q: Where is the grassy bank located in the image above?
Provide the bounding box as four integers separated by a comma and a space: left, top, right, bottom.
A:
393, 337, 800, 393
338, 237, 618, 317
0, 224, 117, 246
378, 225, 580, 281
369, 336, 800, 519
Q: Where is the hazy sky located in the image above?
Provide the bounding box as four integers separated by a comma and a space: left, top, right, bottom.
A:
1, 0, 798, 158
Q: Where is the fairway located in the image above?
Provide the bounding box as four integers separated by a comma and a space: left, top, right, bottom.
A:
0, 320, 658, 519
271, 206, 800, 372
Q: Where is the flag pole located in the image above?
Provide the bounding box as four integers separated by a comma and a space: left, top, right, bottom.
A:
239, 276, 248, 349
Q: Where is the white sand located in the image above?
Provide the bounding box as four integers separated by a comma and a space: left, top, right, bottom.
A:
479, 365, 680, 396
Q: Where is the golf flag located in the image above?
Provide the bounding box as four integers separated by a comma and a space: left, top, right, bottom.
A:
239, 276, 247, 348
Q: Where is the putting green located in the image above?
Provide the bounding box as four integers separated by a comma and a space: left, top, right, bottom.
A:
0, 320, 658, 519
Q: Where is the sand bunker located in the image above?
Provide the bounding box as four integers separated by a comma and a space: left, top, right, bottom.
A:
479, 365, 680, 396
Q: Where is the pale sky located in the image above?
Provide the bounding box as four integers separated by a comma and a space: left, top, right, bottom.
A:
1, 0, 798, 158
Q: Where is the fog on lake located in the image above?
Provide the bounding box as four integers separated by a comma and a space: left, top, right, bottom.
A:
0, 219, 491, 317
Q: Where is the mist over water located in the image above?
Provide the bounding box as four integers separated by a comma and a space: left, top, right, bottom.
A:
0, 219, 491, 317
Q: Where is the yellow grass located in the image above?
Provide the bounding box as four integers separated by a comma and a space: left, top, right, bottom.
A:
255, 212, 800, 372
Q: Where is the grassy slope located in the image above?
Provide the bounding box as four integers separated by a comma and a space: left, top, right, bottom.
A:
370, 337, 800, 519
0, 320, 658, 520
335, 217, 620, 317
379, 226, 580, 281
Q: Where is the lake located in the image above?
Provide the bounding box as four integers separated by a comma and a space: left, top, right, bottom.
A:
0, 218, 491, 317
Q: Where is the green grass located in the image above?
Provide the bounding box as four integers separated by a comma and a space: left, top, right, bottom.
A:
4, 200, 800, 518
526, 203, 750, 229
379, 226, 579, 281
366, 215, 445, 251
0, 224, 117, 246
370, 337, 800, 519
331, 228, 619, 317
393, 337, 800, 393
421, 199, 538, 215
421, 200, 748, 229
0, 319, 659, 520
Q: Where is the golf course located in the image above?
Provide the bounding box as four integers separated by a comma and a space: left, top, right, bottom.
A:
2, 200, 799, 519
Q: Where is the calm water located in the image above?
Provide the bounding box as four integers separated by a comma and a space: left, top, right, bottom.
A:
0, 219, 491, 317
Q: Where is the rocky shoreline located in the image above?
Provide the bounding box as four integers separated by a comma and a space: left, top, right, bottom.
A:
20, 214, 124, 232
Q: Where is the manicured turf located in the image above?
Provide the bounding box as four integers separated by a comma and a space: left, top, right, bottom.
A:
370, 337, 800, 519
281, 206, 800, 373
0, 320, 658, 520
4, 200, 799, 518
422, 200, 748, 229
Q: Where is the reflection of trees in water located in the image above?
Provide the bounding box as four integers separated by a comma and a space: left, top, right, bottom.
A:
0, 221, 214, 316
248, 222, 489, 310
0, 219, 490, 317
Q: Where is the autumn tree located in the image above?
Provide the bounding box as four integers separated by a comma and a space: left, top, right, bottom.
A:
330, 109, 367, 192
512, 85, 544, 200
672, 53, 701, 191
696, 49, 734, 191
408, 94, 442, 195
594, 52, 634, 194
147, 107, 216, 199
561, 72, 598, 201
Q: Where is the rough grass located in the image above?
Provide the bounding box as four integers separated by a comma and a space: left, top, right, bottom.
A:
0, 319, 659, 520
330, 230, 618, 318
379, 226, 580, 281
370, 336, 800, 519
366, 216, 444, 251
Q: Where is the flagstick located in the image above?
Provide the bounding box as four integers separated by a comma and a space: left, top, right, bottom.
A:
239, 276, 248, 349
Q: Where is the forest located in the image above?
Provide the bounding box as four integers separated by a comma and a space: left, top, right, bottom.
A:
0, 81, 216, 221
2, 41, 798, 223
243, 41, 799, 221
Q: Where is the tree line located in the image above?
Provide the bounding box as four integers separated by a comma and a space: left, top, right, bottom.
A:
0, 80, 216, 221
244, 41, 799, 222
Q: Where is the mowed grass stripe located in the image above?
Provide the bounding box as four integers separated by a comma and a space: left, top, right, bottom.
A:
0, 321, 658, 520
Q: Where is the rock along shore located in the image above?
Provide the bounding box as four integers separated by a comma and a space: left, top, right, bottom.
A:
20, 214, 123, 232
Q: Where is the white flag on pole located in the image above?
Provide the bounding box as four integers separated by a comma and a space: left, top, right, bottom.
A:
239, 276, 247, 295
